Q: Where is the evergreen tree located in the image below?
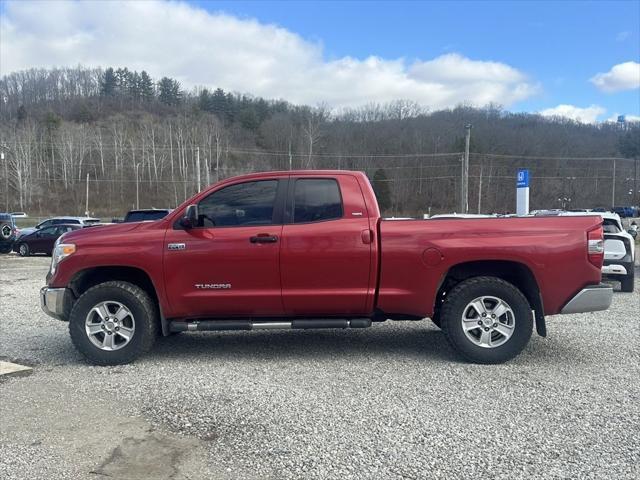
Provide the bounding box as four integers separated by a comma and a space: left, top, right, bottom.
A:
224, 92, 236, 123
115, 67, 130, 95
129, 71, 141, 100
211, 88, 227, 117
198, 88, 213, 112
239, 108, 259, 131
139, 71, 155, 102
372, 169, 392, 212
158, 77, 181, 105
100, 67, 117, 96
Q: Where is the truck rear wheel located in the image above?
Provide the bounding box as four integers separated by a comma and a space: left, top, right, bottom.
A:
440, 276, 532, 364
69, 281, 158, 365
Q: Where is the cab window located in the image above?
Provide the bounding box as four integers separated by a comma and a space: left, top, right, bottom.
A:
293, 179, 343, 223
197, 180, 279, 227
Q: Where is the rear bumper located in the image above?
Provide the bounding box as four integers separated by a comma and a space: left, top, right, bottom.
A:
560, 284, 613, 314
40, 287, 69, 321
602, 260, 634, 277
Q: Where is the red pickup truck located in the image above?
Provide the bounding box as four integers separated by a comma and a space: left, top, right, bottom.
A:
41, 170, 613, 365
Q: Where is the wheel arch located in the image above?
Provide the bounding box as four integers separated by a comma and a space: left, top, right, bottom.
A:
68, 266, 169, 335
436, 260, 546, 336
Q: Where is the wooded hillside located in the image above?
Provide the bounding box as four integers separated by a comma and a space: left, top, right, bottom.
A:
1, 67, 638, 216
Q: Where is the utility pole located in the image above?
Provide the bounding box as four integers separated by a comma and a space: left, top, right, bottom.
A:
85, 173, 89, 216
135, 163, 140, 210
611, 158, 616, 207
1, 150, 7, 211
635, 156, 639, 207
461, 124, 471, 213
459, 154, 465, 213
196, 147, 201, 192
477, 161, 483, 214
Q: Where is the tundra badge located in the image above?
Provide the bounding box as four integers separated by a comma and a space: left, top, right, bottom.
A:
167, 243, 186, 251
195, 283, 232, 289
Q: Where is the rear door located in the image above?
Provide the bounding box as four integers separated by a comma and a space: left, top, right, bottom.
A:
280, 175, 374, 316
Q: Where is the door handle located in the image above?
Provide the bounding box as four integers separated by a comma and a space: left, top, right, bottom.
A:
250, 234, 278, 244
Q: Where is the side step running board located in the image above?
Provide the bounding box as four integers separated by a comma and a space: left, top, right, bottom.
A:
169, 318, 372, 333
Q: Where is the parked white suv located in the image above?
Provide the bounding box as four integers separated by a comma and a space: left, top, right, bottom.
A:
557, 212, 635, 292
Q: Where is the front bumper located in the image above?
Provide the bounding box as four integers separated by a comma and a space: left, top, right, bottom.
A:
560, 284, 613, 314
40, 287, 69, 321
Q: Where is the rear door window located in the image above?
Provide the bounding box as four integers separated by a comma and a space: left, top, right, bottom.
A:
293, 179, 343, 223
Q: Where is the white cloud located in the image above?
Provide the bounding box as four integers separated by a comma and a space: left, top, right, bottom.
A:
590, 61, 640, 93
0, 0, 539, 109
539, 104, 606, 123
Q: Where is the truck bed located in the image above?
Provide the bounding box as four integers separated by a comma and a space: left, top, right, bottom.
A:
377, 216, 604, 317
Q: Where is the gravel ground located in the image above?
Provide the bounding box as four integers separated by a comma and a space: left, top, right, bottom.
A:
0, 254, 638, 480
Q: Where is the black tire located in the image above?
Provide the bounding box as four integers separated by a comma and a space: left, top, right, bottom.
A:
440, 276, 533, 364
621, 274, 635, 293
0, 245, 11, 254
69, 281, 158, 365
18, 243, 29, 257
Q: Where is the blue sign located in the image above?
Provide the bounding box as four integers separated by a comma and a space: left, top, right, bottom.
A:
516, 169, 529, 188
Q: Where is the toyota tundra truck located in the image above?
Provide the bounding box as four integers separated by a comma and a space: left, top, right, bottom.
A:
40, 170, 613, 365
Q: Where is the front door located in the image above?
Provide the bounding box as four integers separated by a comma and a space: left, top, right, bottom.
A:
164, 178, 286, 319
32, 226, 58, 253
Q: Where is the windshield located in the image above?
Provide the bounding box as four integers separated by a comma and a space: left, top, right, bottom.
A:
124, 211, 169, 222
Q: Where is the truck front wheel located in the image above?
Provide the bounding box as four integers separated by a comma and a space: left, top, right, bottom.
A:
68, 281, 158, 365
440, 276, 533, 364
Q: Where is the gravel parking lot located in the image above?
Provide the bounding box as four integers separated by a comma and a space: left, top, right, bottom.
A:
1, 254, 638, 480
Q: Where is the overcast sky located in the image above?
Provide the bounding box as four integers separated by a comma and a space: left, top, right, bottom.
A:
1, 0, 639, 122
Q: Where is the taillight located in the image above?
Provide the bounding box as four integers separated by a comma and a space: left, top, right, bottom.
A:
587, 227, 604, 268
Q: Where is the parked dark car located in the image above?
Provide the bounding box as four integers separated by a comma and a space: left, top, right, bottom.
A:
123, 208, 171, 222
14, 224, 82, 256
612, 206, 635, 218
0, 213, 18, 254
17, 216, 100, 239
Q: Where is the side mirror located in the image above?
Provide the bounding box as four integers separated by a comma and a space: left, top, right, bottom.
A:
180, 204, 198, 229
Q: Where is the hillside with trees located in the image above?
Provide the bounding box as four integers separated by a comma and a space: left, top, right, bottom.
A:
0, 66, 637, 216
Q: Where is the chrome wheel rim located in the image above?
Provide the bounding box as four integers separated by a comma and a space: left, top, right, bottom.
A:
85, 301, 135, 351
19, 244, 27, 255
461, 296, 515, 348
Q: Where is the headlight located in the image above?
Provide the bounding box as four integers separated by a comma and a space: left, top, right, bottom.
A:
50, 237, 76, 274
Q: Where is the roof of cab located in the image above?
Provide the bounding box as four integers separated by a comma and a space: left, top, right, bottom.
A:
220, 170, 365, 182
